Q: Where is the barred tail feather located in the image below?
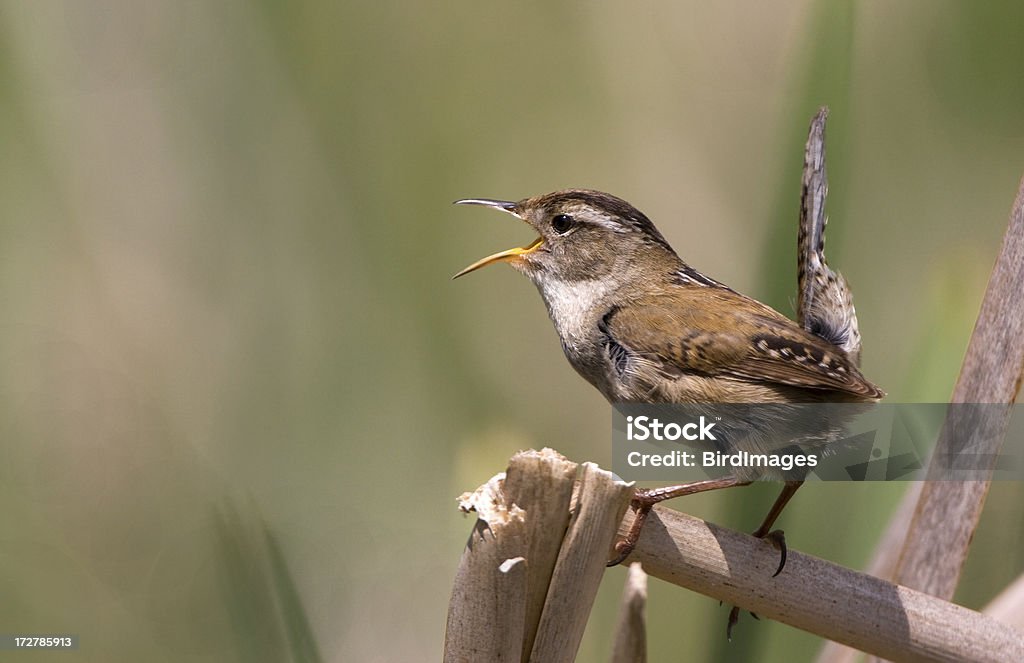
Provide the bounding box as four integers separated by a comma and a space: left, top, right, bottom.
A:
797, 107, 863, 366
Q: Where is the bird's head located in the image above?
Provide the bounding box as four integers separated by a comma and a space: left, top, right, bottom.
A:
453, 189, 676, 285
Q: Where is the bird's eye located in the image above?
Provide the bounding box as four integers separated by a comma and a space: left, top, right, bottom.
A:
551, 214, 574, 234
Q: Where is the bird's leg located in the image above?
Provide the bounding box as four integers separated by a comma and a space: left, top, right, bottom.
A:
609, 477, 807, 640
726, 479, 804, 640
751, 480, 803, 576
607, 476, 748, 567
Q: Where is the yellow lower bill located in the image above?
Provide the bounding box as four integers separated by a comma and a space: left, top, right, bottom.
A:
453, 236, 543, 279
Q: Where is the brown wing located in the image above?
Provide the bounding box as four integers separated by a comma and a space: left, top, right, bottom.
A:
607, 289, 883, 400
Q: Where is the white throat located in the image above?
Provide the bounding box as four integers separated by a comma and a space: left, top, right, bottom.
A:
533, 274, 614, 349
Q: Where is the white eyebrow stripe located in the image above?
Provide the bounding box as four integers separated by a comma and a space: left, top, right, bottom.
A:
587, 215, 628, 232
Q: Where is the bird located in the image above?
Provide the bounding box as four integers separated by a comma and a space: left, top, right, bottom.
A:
453, 111, 883, 638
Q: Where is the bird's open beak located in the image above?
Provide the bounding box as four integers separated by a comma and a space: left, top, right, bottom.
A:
452, 199, 544, 279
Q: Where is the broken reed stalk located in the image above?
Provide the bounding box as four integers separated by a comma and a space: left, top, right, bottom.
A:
529, 463, 633, 661
444, 469, 529, 662
443, 448, 632, 663
447, 447, 1024, 663
889, 174, 1024, 598
623, 505, 1024, 663
504, 449, 578, 658
610, 563, 648, 663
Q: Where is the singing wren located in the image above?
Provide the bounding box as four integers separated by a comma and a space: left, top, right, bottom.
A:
454, 133, 883, 634
454, 190, 880, 402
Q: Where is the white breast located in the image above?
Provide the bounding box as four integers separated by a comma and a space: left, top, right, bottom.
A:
534, 275, 613, 349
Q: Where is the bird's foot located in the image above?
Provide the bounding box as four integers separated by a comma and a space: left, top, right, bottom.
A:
607, 477, 747, 567
606, 489, 658, 567
723, 528, 787, 640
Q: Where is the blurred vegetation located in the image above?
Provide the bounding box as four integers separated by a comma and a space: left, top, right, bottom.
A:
0, 1, 1022, 661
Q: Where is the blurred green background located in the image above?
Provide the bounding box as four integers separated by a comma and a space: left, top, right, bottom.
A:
1, 1, 1022, 661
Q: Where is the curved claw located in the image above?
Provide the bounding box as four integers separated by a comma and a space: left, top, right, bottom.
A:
606, 540, 634, 568
722, 529, 787, 641
726, 606, 741, 641
764, 529, 788, 577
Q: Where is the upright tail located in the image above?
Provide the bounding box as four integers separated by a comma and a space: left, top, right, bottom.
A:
797, 107, 863, 366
